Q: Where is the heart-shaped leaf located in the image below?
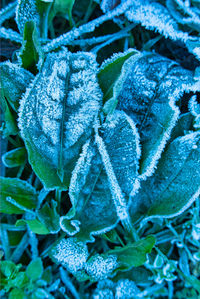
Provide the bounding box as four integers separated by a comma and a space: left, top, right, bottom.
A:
18, 49, 102, 190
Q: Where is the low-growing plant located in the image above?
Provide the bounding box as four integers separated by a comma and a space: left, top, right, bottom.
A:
0, 0, 200, 298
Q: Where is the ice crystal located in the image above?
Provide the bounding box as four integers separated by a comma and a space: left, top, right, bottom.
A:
115, 279, 140, 299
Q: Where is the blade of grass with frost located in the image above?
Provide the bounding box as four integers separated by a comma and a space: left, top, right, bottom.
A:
123, 0, 200, 59
0, 1, 17, 26
18, 49, 102, 190
114, 52, 196, 179
0, 27, 22, 43
129, 132, 200, 223
43, 0, 134, 52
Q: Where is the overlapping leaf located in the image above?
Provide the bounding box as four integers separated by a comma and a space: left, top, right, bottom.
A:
18, 49, 102, 189
60, 110, 141, 241
129, 132, 200, 223
115, 52, 195, 179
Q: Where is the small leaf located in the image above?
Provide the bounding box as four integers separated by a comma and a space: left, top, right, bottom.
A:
37, 200, 60, 234
0, 61, 34, 111
0, 97, 18, 137
129, 132, 200, 222
19, 21, 43, 73
0, 177, 37, 214
115, 52, 195, 179
16, 219, 49, 234
98, 49, 138, 102
2, 147, 27, 168
9, 288, 25, 299
49, 0, 75, 26
26, 257, 43, 281
18, 49, 102, 190
0, 261, 21, 278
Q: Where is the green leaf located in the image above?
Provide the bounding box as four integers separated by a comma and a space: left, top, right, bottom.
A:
60, 110, 140, 241
9, 288, 25, 299
129, 132, 200, 222
37, 200, 60, 233
115, 52, 196, 179
19, 21, 43, 74
26, 258, 43, 281
2, 147, 27, 168
49, 0, 75, 26
98, 49, 137, 102
0, 177, 37, 214
0, 261, 21, 278
16, 219, 50, 234
0, 96, 18, 137
18, 49, 102, 190
0, 62, 34, 111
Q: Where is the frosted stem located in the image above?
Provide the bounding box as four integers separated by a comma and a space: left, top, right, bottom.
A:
43, 0, 133, 52
0, 1, 17, 26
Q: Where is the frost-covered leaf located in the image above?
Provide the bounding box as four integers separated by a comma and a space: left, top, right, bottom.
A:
60, 110, 140, 241
170, 112, 194, 141
129, 132, 200, 222
16, 0, 40, 34
50, 237, 89, 280
37, 200, 60, 234
2, 147, 27, 168
98, 49, 137, 102
0, 61, 34, 111
18, 49, 102, 190
115, 52, 196, 179
0, 177, 37, 214
123, 0, 199, 58
60, 140, 119, 241
19, 21, 43, 74
0, 2, 17, 26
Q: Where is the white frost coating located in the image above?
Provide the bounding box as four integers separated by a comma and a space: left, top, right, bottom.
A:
16, 0, 40, 33
115, 279, 140, 299
52, 238, 89, 274
95, 126, 129, 220
86, 254, 118, 280
0, 27, 22, 43
0, 1, 17, 26
189, 95, 200, 117
124, 0, 196, 43
99, 48, 137, 71
43, 0, 134, 52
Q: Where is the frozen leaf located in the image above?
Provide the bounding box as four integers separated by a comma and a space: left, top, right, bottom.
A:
2, 147, 27, 168
86, 254, 119, 281
16, 0, 40, 34
61, 110, 140, 240
60, 140, 119, 241
37, 200, 60, 234
98, 49, 137, 102
50, 237, 89, 276
115, 279, 140, 299
129, 132, 200, 222
0, 2, 17, 26
19, 21, 43, 74
189, 95, 200, 130
26, 257, 43, 281
115, 52, 195, 179
170, 112, 194, 141
0, 61, 34, 111
18, 49, 102, 190
0, 177, 37, 214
